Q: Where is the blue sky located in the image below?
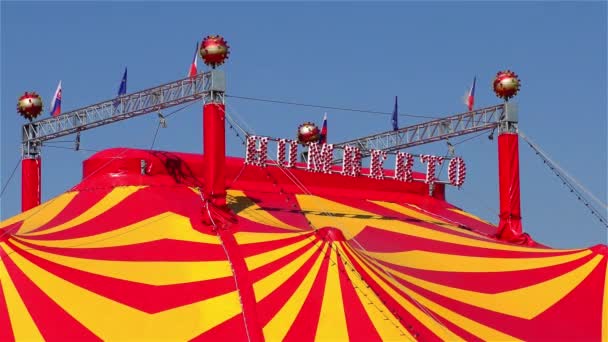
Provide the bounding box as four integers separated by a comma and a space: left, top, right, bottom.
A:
1, 2, 606, 248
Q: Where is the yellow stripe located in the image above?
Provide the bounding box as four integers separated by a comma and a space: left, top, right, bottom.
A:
355, 247, 521, 341
371, 253, 603, 319
234, 231, 306, 245
602, 259, 608, 342
16, 212, 220, 248
263, 244, 328, 341
315, 247, 349, 341
22, 186, 145, 237
298, 195, 579, 254
253, 240, 321, 301
362, 249, 592, 273
227, 190, 303, 231
371, 200, 493, 239
0, 243, 45, 341
448, 208, 494, 225
16, 192, 79, 234
9, 240, 232, 286
0, 192, 76, 230
401, 286, 522, 341
342, 244, 464, 341
245, 237, 312, 271
335, 244, 413, 341
0, 243, 242, 340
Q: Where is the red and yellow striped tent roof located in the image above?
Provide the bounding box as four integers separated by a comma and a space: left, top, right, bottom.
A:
1, 148, 606, 341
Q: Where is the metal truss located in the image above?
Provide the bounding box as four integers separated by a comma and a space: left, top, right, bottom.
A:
333, 104, 505, 163
22, 70, 226, 157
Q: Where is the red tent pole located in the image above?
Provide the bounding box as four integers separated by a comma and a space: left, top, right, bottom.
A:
202, 70, 227, 208
496, 103, 526, 242
21, 157, 41, 211
497, 132, 522, 240
203, 102, 227, 207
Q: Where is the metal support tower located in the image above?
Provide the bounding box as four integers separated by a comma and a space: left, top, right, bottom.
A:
332, 104, 506, 163
19, 70, 225, 211
21, 71, 224, 158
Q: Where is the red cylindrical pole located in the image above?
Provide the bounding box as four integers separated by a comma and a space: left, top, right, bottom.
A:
22, 157, 41, 211
203, 102, 226, 207
497, 132, 523, 240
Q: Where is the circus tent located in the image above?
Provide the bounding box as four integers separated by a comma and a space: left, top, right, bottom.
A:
1, 148, 606, 341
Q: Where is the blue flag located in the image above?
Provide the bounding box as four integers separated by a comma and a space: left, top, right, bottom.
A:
118, 67, 127, 96
392, 96, 398, 131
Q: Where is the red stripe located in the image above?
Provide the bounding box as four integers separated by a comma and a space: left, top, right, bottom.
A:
0, 277, 16, 342
516, 257, 606, 341
12, 237, 228, 262
191, 313, 249, 341
217, 229, 264, 342
352, 193, 498, 237
352, 225, 572, 257
433, 205, 500, 236
235, 220, 308, 234
306, 192, 493, 240
24, 187, 206, 241
249, 239, 318, 283
335, 250, 384, 341
339, 242, 439, 341
368, 252, 595, 294
23, 189, 167, 241
23, 189, 110, 235
421, 312, 480, 342
5, 240, 236, 314
382, 257, 605, 340
239, 233, 312, 258
238, 190, 311, 229
0, 222, 22, 242
1, 249, 101, 341
256, 242, 324, 327
282, 246, 331, 341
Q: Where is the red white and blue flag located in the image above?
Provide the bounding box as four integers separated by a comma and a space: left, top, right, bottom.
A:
465, 76, 476, 111
188, 42, 198, 79
50, 81, 62, 117
320, 113, 328, 144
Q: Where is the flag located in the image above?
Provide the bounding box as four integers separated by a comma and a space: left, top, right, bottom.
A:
50, 81, 62, 117
114, 68, 127, 109
320, 112, 328, 144
118, 67, 127, 96
188, 42, 198, 79
392, 96, 398, 131
465, 76, 476, 111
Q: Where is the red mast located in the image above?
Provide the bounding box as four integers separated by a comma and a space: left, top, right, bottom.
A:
492, 71, 526, 242
17, 92, 44, 212
21, 157, 41, 211
199, 35, 230, 208
496, 103, 525, 242
203, 80, 227, 207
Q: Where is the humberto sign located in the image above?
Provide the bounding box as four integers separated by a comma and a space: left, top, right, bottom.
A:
244, 135, 467, 187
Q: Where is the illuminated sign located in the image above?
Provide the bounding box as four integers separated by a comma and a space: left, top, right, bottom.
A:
245, 136, 466, 187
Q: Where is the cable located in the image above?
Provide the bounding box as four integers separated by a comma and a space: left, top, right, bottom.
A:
149, 100, 201, 150
519, 131, 608, 228
0, 157, 21, 199
43, 144, 100, 153
226, 94, 438, 119
150, 122, 162, 149
453, 130, 488, 146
